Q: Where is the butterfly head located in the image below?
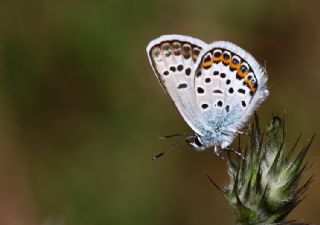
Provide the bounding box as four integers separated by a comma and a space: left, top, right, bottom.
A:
187, 134, 208, 151
187, 131, 233, 151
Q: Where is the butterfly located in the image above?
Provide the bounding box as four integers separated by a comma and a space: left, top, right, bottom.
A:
146, 35, 268, 158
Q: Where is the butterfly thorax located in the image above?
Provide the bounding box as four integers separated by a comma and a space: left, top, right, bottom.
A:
190, 128, 234, 151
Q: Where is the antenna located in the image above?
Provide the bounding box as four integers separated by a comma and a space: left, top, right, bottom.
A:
157, 132, 193, 140
153, 136, 194, 160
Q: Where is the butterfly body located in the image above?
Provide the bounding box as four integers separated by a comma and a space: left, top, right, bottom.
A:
147, 35, 268, 153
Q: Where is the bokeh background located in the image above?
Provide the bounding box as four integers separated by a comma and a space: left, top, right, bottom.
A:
0, 0, 320, 224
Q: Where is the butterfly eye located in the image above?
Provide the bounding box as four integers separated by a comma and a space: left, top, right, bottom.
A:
194, 136, 203, 147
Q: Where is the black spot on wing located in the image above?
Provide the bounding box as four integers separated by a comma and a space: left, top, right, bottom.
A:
170, 66, 176, 72
185, 68, 191, 76
177, 64, 184, 71
225, 105, 230, 113
201, 103, 209, 109
213, 89, 223, 94
178, 83, 188, 89
197, 87, 204, 94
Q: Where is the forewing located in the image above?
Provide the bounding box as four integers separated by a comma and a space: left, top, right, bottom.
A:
193, 41, 268, 144
146, 35, 208, 134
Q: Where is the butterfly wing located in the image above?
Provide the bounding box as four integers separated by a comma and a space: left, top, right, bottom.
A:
193, 41, 268, 147
146, 35, 208, 134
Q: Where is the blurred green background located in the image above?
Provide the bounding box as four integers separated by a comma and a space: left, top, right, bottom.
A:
0, 0, 320, 224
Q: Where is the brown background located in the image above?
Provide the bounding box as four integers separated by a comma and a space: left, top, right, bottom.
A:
0, 0, 320, 224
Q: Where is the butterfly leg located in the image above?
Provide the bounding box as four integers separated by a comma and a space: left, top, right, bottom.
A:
220, 140, 243, 158
213, 145, 244, 160
213, 146, 226, 160
214, 145, 219, 154
220, 128, 250, 138
223, 147, 245, 160
221, 127, 244, 135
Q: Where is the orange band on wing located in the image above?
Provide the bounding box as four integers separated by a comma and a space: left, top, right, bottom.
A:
213, 55, 222, 63
237, 68, 248, 79
193, 53, 198, 61
230, 62, 240, 70
203, 60, 213, 68
222, 58, 231, 65
244, 79, 256, 93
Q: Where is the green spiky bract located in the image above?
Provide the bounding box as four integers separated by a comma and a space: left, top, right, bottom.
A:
210, 115, 314, 225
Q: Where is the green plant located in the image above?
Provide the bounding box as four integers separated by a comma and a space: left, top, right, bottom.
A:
208, 114, 314, 225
